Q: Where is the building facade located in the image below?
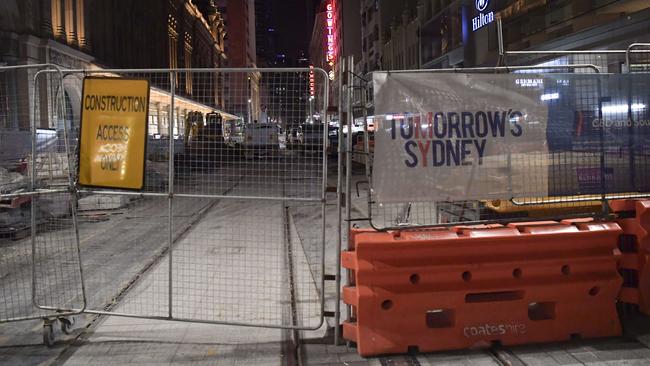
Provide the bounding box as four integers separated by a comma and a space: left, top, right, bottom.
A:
1, 0, 94, 131
0, 0, 227, 134
309, 0, 342, 80
358, 0, 411, 74
352, 0, 650, 73
419, 0, 650, 70
309, 0, 342, 116
215, 0, 259, 123
381, 2, 422, 71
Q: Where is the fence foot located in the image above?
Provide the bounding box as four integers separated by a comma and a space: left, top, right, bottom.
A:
42, 318, 56, 347
59, 315, 75, 334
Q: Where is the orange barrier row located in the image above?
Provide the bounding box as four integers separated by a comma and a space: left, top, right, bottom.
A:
611, 199, 650, 314
342, 220, 622, 356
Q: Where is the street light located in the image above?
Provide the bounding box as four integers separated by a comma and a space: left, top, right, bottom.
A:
247, 98, 252, 123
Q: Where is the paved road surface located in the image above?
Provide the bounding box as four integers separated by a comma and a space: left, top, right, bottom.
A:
2, 156, 650, 365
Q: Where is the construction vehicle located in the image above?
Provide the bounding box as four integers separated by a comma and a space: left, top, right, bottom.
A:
185, 111, 224, 145
175, 111, 226, 171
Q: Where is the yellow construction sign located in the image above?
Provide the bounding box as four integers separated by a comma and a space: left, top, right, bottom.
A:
78, 77, 149, 189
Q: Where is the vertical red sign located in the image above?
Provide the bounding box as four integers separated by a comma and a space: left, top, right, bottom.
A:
325, 1, 335, 66
309, 65, 315, 96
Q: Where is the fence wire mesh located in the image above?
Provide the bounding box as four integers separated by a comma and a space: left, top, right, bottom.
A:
356, 66, 650, 230
0, 65, 85, 322
56, 68, 327, 329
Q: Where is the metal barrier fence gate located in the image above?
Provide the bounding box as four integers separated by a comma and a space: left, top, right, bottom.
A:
1, 66, 329, 345
0, 64, 86, 343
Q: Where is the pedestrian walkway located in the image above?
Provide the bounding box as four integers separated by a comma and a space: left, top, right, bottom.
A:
58, 197, 321, 365
60, 319, 287, 365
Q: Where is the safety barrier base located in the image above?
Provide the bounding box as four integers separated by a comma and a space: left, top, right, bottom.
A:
342, 220, 622, 356
611, 199, 650, 314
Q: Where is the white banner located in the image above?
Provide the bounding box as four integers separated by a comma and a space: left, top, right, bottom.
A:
372, 72, 549, 203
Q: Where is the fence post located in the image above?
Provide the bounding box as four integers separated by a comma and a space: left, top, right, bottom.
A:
497, 17, 506, 66
168, 70, 175, 319
335, 59, 346, 346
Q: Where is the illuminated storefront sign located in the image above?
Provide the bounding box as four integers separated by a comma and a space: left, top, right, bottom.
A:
325, 1, 335, 66
472, 0, 494, 32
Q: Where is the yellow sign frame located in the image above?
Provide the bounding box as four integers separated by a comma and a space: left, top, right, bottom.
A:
77, 77, 150, 190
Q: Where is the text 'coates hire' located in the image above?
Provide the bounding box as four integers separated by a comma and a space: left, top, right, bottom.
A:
388, 110, 524, 168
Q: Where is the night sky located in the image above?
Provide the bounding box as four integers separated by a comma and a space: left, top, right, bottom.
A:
267, 0, 317, 61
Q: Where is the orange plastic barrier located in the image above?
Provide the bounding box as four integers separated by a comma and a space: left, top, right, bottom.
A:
342, 220, 622, 356
611, 199, 650, 314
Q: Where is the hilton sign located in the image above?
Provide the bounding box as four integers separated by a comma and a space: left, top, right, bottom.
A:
471, 0, 494, 32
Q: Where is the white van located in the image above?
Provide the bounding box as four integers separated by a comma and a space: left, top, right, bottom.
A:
242, 123, 285, 158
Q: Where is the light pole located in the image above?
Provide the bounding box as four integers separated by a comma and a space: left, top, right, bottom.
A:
247, 98, 252, 123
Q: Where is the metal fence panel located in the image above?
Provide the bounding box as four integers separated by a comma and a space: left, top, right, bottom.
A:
500, 44, 650, 75
496, 18, 650, 75
505, 52, 624, 73
627, 44, 650, 73
0, 65, 85, 323
59, 68, 327, 329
